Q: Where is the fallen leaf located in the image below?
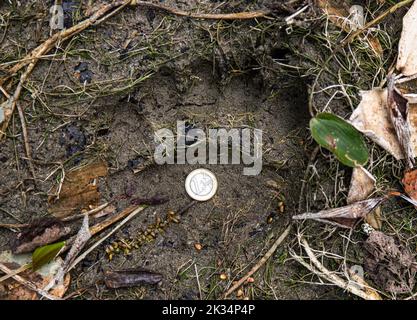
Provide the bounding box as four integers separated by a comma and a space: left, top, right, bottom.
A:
347, 167, 381, 229
315, 0, 383, 56
350, 89, 404, 159
387, 76, 415, 169
350, 88, 417, 162
364, 231, 417, 293
397, 0, 417, 76
0, 251, 70, 300
292, 197, 387, 228
32, 241, 65, 271
104, 268, 163, 289
347, 166, 376, 204
48, 160, 108, 218
11, 218, 71, 254
402, 168, 417, 206
310, 113, 369, 167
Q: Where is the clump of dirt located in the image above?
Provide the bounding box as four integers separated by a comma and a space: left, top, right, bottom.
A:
364, 231, 417, 294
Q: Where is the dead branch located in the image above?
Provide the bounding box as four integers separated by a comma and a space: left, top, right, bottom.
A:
223, 224, 291, 298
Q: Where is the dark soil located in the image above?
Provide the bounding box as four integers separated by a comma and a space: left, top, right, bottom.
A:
2, 0, 403, 300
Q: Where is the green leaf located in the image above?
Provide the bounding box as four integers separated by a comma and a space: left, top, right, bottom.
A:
32, 241, 65, 271
310, 113, 368, 167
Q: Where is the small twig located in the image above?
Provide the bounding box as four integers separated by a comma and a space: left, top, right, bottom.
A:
131, 1, 269, 20
62, 205, 146, 251
194, 264, 202, 300
0, 61, 36, 140
0, 263, 31, 284
223, 224, 291, 298
16, 101, 36, 180
67, 206, 145, 271
0, 262, 59, 300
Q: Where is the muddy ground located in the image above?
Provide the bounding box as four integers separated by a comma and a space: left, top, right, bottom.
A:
1, 0, 415, 300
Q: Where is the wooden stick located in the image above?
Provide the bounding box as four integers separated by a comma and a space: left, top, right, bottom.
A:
223, 224, 291, 298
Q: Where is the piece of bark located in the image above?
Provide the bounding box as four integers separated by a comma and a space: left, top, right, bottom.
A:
11, 218, 71, 254
44, 215, 91, 291
104, 268, 163, 289
48, 160, 108, 218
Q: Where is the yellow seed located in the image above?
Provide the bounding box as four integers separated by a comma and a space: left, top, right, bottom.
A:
278, 202, 285, 213
219, 273, 228, 281
267, 216, 273, 224
194, 243, 203, 251
236, 289, 244, 297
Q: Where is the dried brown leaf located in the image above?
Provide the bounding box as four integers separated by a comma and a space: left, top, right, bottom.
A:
11, 218, 71, 254
347, 167, 381, 229
402, 168, 417, 206
397, 0, 417, 76
292, 197, 387, 228
350, 89, 404, 159
48, 160, 108, 218
347, 166, 376, 204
